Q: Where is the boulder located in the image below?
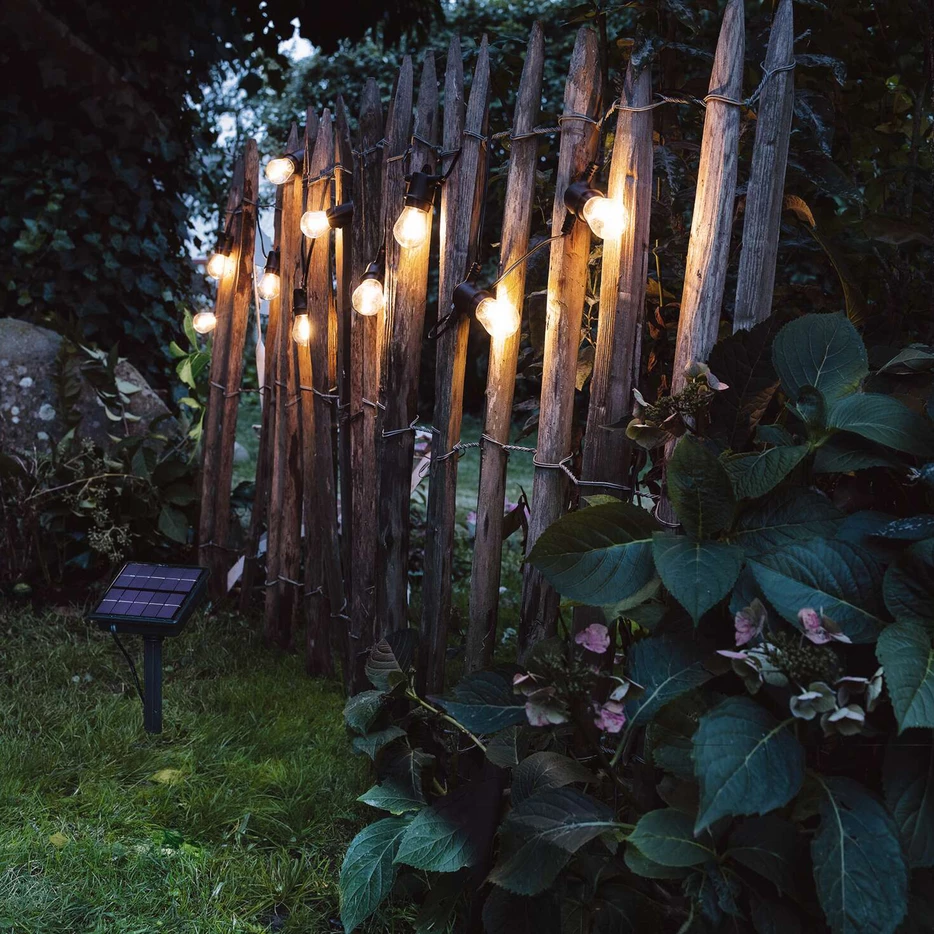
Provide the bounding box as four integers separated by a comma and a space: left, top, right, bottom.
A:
0, 318, 178, 453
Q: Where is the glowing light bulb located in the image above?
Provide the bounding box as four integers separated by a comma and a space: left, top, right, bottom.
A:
476, 297, 520, 340
265, 156, 297, 185
206, 251, 229, 280
581, 196, 626, 240
393, 206, 429, 249
292, 314, 311, 346
192, 310, 217, 334
300, 210, 330, 239
352, 276, 384, 316
258, 270, 280, 301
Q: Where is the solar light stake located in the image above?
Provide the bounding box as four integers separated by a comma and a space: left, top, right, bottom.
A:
143, 636, 164, 734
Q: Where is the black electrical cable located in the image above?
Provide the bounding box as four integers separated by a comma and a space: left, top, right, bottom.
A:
110, 626, 145, 704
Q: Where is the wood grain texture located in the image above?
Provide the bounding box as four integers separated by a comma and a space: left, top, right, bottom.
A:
670, 0, 745, 391
199, 152, 244, 599
581, 64, 652, 493
518, 27, 602, 653
348, 79, 384, 692
421, 38, 491, 693
301, 111, 341, 677
334, 97, 354, 625
264, 122, 305, 649
466, 23, 544, 673
376, 53, 437, 637
733, 0, 794, 332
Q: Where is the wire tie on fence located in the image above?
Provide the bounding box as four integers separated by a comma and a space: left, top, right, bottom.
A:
462, 129, 489, 143
385, 146, 413, 165
199, 540, 240, 553
557, 111, 601, 128
313, 387, 340, 403
532, 453, 632, 494
352, 139, 386, 159
437, 147, 461, 159
210, 380, 243, 399
653, 503, 682, 528
285, 394, 301, 408
382, 416, 420, 439
362, 398, 385, 411
330, 597, 350, 621
304, 585, 325, 599
411, 133, 439, 151
265, 575, 304, 588
480, 433, 538, 455
703, 93, 745, 107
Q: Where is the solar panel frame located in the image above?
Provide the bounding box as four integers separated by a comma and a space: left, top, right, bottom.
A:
88, 562, 209, 635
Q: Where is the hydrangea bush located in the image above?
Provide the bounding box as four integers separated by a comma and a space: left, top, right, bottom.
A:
338, 314, 934, 933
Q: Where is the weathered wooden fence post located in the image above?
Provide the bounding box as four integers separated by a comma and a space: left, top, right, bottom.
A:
422, 37, 491, 693
376, 54, 438, 635
263, 122, 305, 649
466, 23, 544, 673
581, 63, 652, 494
733, 0, 794, 331
199, 141, 258, 601
670, 0, 745, 389
348, 79, 384, 691
518, 27, 602, 653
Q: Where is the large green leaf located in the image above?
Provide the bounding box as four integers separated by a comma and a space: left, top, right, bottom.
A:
395, 778, 499, 873
827, 393, 934, 456
883, 539, 934, 626
667, 436, 736, 539
876, 622, 934, 733
884, 734, 934, 868
749, 539, 886, 643
358, 776, 425, 815
627, 809, 715, 867
351, 726, 406, 759
365, 631, 418, 690
511, 752, 594, 807
726, 816, 797, 895
526, 502, 658, 606
811, 777, 908, 934
708, 317, 783, 448
646, 690, 719, 780
721, 445, 810, 500
813, 433, 903, 473
731, 488, 843, 557
340, 815, 412, 933
344, 690, 385, 735
624, 843, 691, 879
489, 788, 621, 895
772, 312, 868, 403
652, 533, 743, 623
692, 697, 805, 833
625, 634, 714, 728
439, 671, 526, 734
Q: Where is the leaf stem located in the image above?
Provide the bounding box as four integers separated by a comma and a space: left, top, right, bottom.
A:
405, 690, 487, 753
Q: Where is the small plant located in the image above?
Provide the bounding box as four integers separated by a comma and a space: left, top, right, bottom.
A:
339, 313, 934, 934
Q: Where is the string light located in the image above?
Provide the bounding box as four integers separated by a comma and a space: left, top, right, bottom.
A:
257, 249, 281, 301
352, 252, 385, 317
291, 288, 311, 346
192, 310, 217, 335
452, 281, 520, 340
265, 149, 304, 185
300, 203, 353, 240
206, 233, 233, 280
563, 179, 626, 240
393, 170, 440, 249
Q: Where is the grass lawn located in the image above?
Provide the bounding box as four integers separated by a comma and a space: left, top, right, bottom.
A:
0, 607, 413, 933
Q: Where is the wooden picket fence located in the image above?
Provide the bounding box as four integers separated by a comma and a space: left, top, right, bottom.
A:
197, 0, 796, 694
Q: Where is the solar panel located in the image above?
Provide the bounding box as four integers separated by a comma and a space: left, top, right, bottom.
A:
88, 562, 208, 635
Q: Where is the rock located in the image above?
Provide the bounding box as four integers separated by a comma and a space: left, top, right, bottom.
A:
0, 318, 178, 453
233, 441, 249, 464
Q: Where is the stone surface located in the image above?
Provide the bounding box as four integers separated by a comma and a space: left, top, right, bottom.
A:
0, 318, 178, 452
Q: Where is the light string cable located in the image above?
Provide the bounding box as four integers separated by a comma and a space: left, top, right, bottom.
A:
109, 625, 145, 704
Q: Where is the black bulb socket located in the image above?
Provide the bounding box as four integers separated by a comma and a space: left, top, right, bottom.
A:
263, 248, 280, 275
453, 280, 493, 317
403, 171, 440, 214
564, 180, 604, 217
215, 232, 234, 256
326, 202, 354, 230
293, 288, 308, 313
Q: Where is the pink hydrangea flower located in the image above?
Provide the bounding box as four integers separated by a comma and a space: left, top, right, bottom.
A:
575, 623, 611, 654
594, 700, 627, 733
798, 608, 852, 645
734, 599, 767, 646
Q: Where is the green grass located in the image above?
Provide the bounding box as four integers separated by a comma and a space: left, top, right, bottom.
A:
0, 607, 412, 933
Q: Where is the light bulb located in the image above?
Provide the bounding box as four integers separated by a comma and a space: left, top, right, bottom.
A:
476, 297, 520, 340
300, 210, 331, 239
192, 311, 217, 334
352, 277, 384, 316
581, 196, 627, 240
292, 314, 311, 346
258, 270, 280, 301
206, 251, 229, 280
393, 205, 429, 249
265, 156, 297, 185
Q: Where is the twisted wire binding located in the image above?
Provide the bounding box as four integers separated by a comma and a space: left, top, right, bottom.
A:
198, 540, 240, 553
265, 575, 303, 588
382, 416, 420, 439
